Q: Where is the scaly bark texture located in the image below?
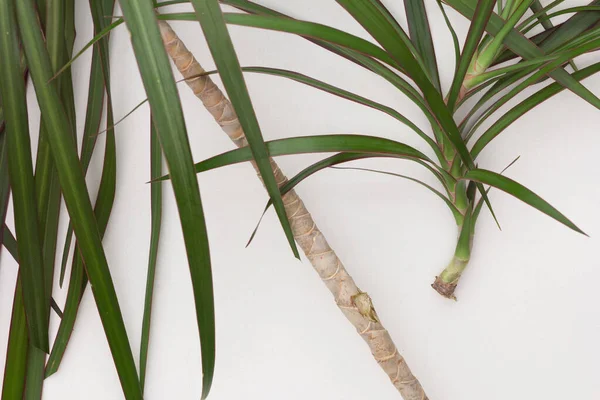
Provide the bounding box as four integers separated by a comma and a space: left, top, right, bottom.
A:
158, 20, 427, 400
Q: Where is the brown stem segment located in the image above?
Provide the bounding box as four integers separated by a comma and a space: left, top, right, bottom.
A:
158, 19, 428, 400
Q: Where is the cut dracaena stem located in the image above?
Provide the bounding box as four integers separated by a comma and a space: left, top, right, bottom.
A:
432, 246, 472, 300
432, 196, 474, 299
158, 19, 428, 400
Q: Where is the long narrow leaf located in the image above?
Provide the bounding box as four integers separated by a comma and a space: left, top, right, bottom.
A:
139, 117, 163, 391
446, 0, 495, 110
194, 66, 443, 161
529, 0, 560, 31
471, 61, 600, 156
538, 0, 600, 51
14, 0, 141, 397
0, 122, 11, 256
154, 134, 434, 182
334, 0, 498, 224
220, 0, 434, 121
189, 0, 299, 260
248, 153, 462, 245
465, 169, 584, 234
117, 1, 214, 397
436, 0, 461, 73
0, 0, 49, 353
46, 91, 118, 377
46, 0, 119, 377
444, 0, 600, 110
209, 10, 474, 172
1, 277, 28, 400
467, 37, 600, 148
26, 0, 74, 393
59, 24, 110, 287
404, 0, 441, 91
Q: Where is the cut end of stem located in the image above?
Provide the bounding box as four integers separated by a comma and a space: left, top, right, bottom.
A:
431, 276, 458, 300
432, 256, 469, 300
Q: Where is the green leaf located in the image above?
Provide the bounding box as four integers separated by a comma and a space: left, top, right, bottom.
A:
464, 38, 600, 141
155, 134, 434, 183
14, 0, 141, 397
208, 6, 469, 173
460, 20, 600, 130
476, 0, 535, 69
205, 66, 443, 161
404, 0, 442, 91
3, 224, 17, 260
2, 277, 28, 400
446, 0, 496, 110
45, 249, 86, 377
444, 0, 600, 110
333, 166, 463, 221
436, 0, 461, 74
537, 0, 600, 52
46, 92, 117, 378
0, 0, 49, 353
471, 61, 600, 157
467, 37, 600, 146
519, 0, 566, 35
123, 2, 434, 130
59, 18, 111, 287
192, 133, 432, 170
215, 12, 400, 68
334, 0, 498, 224
464, 169, 584, 234
158, 11, 400, 71
26, 0, 76, 392
46, 0, 119, 380
51, 17, 124, 80
220, 0, 434, 122
189, 0, 299, 262
118, 1, 214, 398
465, 53, 560, 88
492, 24, 559, 66
361, 0, 429, 77
247, 152, 457, 245
139, 117, 163, 391
1, 213, 25, 400
528, 0, 561, 32
0, 121, 12, 250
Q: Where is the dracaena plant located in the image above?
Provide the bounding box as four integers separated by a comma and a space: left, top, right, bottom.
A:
161, 0, 596, 301
156, 0, 598, 300
1, 0, 598, 400
0, 0, 300, 398
152, 0, 596, 397
0, 0, 428, 398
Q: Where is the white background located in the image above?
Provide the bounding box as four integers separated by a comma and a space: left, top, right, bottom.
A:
1, 0, 599, 399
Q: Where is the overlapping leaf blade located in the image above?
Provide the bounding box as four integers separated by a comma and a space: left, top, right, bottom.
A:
471, 61, 600, 157
444, 0, 600, 110
334, 0, 498, 224
0, 0, 49, 354
14, 0, 141, 397
404, 0, 442, 91
189, 0, 300, 261
465, 169, 584, 234
153, 134, 434, 182
2, 277, 28, 400
26, 0, 76, 394
446, 0, 495, 110
117, 1, 215, 397
139, 117, 163, 391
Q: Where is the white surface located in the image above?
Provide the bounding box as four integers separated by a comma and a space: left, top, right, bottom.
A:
1, 1, 599, 399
